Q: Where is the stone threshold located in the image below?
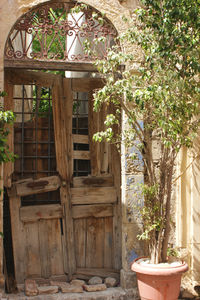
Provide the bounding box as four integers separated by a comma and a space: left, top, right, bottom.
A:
1, 288, 139, 300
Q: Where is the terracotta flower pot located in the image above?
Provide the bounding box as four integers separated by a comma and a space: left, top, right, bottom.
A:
131, 257, 188, 300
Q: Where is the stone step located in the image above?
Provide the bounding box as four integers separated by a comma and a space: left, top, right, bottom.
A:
3, 287, 139, 300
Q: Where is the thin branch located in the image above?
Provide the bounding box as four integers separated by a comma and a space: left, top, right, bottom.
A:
173, 154, 200, 183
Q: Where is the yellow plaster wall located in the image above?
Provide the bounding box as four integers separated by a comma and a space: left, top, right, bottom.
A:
177, 143, 200, 294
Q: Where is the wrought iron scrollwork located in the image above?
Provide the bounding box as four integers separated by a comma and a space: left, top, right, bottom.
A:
5, 1, 117, 62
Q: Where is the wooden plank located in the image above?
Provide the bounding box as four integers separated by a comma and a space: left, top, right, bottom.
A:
73, 175, 114, 187
88, 91, 100, 176
62, 78, 76, 278
9, 196, 26, 284
25, 222, 41, 277
47, 219, 64, 276
38, 220, 51, 278
52, 77, 76, 279
20, 204, 63, 222
74, 219, 86, 268
110, 113, 122, 270
3, 75, 14, 188
14, 176, 61, 197
104, 217, 113, 268
72, 205, 113, 219
72, 78, 103, 92
72, 134, 89, 144
76, 268, 119, 280
73, 150, 90, 160
100, 142, 109, 174
95, 218, 104, 268
5, 69, 58, 87
100, 104, 109, 174
61, 217, 68, 275
71, 187, 117, 205
86, 218, 98, 268
5, 59, 98, 72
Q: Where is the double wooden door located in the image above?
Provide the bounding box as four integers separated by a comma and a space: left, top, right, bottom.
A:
4, 70, 121, 284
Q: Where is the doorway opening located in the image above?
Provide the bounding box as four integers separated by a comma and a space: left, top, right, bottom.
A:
3, 1, 121, 293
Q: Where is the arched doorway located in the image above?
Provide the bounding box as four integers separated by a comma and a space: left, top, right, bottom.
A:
4, 1, 121, 287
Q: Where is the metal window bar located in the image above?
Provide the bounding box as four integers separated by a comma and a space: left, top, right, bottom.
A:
13, 84, 60, 206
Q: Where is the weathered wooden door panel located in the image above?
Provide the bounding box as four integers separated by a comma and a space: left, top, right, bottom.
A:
5, 69, 121, 284
5, 70, 67, 284
74, 216, 113, 269
71, 80, 121, 276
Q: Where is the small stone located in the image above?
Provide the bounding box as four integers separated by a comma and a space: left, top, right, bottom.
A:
50, 281, 67, 287
35, 278, 50, 286
182, 289, 195, 299
70, 279, 85, 287
17, 284, 24, 292
83, 283, 107, 292
88, 276, 102, 285
38, 285, 58, 295
25, 279, 38, 296
104, 277, 118, 287
60, 283, 83, 293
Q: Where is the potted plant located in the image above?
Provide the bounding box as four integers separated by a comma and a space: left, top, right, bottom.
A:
82, 0, 200, 299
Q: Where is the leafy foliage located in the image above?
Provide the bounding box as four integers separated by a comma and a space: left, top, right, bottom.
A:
0, 92, 16, 165
88, 0, 200, 263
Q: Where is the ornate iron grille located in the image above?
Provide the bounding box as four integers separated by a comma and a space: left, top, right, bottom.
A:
5, 1, 117, 62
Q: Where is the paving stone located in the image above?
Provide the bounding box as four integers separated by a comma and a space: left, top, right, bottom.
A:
61, 283, 83, 293
38, 285, 59, 295
88, 276, 102, 285
83, 283, 107, 292
104, 277, 118, 288
24, 279, 38, 296
70, 279, 86, 287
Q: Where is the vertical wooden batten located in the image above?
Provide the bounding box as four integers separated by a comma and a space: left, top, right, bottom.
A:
9, 196, 26, 284
88, 91, 101, 176
52, 77, 76, 279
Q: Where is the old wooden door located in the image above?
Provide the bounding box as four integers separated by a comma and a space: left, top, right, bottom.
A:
4, 69, 121, 284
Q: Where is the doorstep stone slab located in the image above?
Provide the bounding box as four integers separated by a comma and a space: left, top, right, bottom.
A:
84, 284, 107, 292
104, 277, 118, 287
70, 279, 85, 286
38, 286, 59, 294
24, 279, 38, 296
50, 281, 69, 288
60, 284, 83, 293
88, 276, 102, 285
5, 287, 139, 300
